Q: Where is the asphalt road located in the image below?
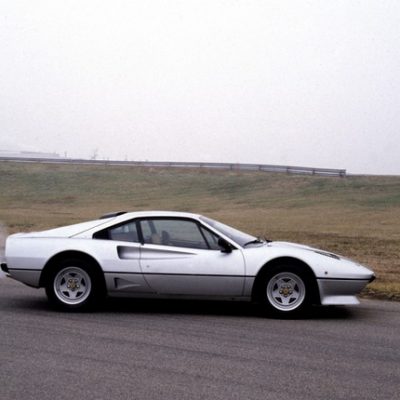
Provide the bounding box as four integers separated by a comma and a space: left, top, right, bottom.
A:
0, 276, 399, 400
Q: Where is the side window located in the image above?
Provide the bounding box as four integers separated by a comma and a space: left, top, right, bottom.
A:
200, 226, 221, 250
140, 219, 209, 249
108, 221, 139, 243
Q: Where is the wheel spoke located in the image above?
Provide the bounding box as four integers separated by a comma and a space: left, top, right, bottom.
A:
275, 278, 286, 287
280, 295, 291, 305
288, 278, 298, 290
68, 289, 79, 299
78, 277, 87, 289
272, 289, 283, 303
59, 281, 69, 292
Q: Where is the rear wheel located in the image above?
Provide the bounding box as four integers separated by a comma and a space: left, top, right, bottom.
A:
261, 265, 312, 317
45, 258, 104, 311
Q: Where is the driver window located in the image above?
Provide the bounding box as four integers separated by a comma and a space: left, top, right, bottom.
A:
140, 219, 210, 249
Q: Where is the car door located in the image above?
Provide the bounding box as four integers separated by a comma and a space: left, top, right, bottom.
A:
138, 218, 246, 296
93, 219, 153, 294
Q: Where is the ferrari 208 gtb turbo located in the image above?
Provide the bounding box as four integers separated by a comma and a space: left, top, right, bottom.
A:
1, 211, 375, 316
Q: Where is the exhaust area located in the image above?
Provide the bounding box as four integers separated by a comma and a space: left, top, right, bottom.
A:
0, 222, 8, 278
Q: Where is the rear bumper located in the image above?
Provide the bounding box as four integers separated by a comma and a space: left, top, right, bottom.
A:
2, 258, 44, 288
2, 267, 41, 287
317, 278, 372, 305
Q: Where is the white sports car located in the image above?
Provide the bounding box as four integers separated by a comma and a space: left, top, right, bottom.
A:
1, 211, 375, 316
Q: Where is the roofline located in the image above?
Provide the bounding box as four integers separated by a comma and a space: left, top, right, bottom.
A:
117, 210, 202, 219
97, 211, 203, 225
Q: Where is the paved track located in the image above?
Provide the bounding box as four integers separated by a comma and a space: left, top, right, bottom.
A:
0, 276, 399, 400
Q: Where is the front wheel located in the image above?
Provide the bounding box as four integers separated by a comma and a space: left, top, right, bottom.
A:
45, 259, 104, 311
262, 267, 311, 317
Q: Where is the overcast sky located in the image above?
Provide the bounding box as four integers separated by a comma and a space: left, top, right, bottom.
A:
1, 1, 400, 174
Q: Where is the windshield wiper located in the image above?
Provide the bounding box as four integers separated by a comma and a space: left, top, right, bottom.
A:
244, 238, 264, 247
244, 237, 272, 247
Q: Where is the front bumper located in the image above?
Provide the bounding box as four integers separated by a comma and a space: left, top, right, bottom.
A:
317, 278, 372, 305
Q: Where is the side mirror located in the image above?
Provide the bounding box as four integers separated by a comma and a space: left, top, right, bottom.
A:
218, 238, 232, 253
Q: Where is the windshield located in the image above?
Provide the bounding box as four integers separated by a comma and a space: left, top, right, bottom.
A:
199, 216, 256, 247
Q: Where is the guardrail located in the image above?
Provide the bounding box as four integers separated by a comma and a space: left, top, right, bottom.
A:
0, 156, 346, 177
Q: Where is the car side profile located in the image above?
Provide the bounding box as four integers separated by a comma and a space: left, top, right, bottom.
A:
1, 211, 375, 316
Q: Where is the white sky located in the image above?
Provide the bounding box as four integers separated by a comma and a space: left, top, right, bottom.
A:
1, 0, 400, 174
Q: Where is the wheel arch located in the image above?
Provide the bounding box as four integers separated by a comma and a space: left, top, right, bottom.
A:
39, 250, 105, 289
251, 256, 320, 304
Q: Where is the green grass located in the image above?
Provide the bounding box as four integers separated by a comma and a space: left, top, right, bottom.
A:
1, 161, 400, 300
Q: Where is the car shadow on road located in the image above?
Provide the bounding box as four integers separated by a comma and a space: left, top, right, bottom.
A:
101, 297, 356, 320
2, 293, 358, 320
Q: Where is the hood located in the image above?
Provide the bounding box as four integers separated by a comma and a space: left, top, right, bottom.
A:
10, 219, 110, 239
268, 241, 341, 259
270, 241, 315, 251
245, 241, 316, 252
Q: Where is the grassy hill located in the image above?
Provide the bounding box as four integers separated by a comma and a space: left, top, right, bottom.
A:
1, 161, 400, 300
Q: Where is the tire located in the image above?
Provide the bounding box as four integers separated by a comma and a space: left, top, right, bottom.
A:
45, 258, 104, 311
261, 264, 312, 317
